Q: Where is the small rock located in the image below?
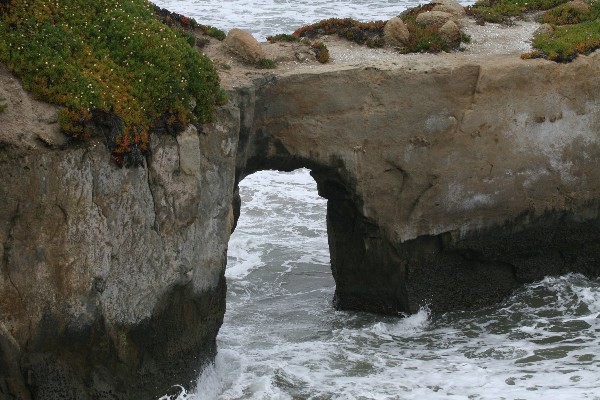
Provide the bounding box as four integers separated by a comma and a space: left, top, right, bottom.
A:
533, 23, 554, 37
568, 0, 591, 12
383, 17, 410, 47
224, 28, 266, 64
415, 11, 455, 27
439, 20, 461, 47
35, 130, 68, 148
431, 0, 466, 18
295, 49, 314, 62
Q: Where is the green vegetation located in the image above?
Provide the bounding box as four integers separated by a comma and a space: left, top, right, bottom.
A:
529, 19, 600, 61
293, 18, 386, 48
310, 41, 330, 63
0, 0, 223, 166
466, 0, 568, 23
541, 0, 599, 24
199, 25, 227, 41
256, 58, 278, 69
153, 6, 226, 40
266, 34, 300, 43
398, 4, 467, 53
466, 0, 600, 62
534, 0, 600, 62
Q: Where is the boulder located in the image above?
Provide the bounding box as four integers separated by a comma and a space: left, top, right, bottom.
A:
439, 20, 461, 47
534, 23, 554, 37
384, 17, 410, 47
224, 28, 266, 64
415, 11, 455, 26
568, 0, 591, 12
432, 0, 466, 18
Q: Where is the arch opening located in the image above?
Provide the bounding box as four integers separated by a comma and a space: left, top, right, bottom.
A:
226, 167, 333, 316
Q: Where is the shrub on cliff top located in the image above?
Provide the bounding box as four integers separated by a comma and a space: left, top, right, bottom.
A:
525, 0, 600, 61
398, 5, 467, 53
153, 5, 227, 41
530, 19, 600, 61
267, 33, 300, 43
0, 0, 222, 166
541, 0, 600, 24
466, 0, 570, 23
293, 18, 386, 48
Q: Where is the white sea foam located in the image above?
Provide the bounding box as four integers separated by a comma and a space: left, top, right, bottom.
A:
371, 305, 431, 338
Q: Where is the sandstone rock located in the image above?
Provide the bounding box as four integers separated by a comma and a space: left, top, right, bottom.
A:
383, 17, 410, 47
432, 0, 466, 18
224, 28, 265, 64
245, 52, 600, 314
295, 49, 313, 62
177, 124, 201, 175
415, 10, 455, 26
439, 20, 461, 47
35, 129, 68, 148
534, 23, 554, 37
0, 109, 240, 398
568, 0, 591, 12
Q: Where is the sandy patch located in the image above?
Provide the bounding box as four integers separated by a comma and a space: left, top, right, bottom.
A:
204, 15, 543, 88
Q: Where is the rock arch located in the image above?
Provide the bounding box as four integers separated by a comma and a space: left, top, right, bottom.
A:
232, 54, 600, 314
2, 53, 600, 398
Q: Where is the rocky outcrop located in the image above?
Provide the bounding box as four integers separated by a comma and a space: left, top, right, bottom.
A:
2, 49, 600, 398
439, 20, 461, 47
224, 28, 266, 64
0, 82, 240, 398
235, 52, 600, 313
416, 10, 455, 26
432, 0, 466, 18
383, 17, 410, 47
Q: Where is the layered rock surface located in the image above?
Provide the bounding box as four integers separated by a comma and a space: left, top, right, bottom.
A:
1, 22, 600, 399
236, 52, 600, 313
0, 74, 240, 398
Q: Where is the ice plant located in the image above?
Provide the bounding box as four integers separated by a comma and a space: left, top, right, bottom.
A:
0, 0, 222, 166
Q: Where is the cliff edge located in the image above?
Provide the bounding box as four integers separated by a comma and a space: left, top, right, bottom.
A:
1, 7, 600, 400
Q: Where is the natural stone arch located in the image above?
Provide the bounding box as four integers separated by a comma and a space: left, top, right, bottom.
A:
231, 56, 600, 314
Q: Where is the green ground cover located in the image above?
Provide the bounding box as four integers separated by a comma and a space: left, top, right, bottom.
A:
469, 0, 600, 62
0, 0, 223, 165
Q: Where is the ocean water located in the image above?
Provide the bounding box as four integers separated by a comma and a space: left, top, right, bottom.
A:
152, 0, 474, 41
150, 1, 600, 399
158, 170, 600, 400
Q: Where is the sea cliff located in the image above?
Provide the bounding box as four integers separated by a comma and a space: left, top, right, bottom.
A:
1, 19, 600, 400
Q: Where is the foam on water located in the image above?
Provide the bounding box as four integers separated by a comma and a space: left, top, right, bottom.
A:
160, 169, 600, 400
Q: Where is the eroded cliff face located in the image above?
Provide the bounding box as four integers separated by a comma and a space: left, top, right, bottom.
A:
0, 79, 240, 397
236, 52, 600, 313
1, 51, 600, 398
